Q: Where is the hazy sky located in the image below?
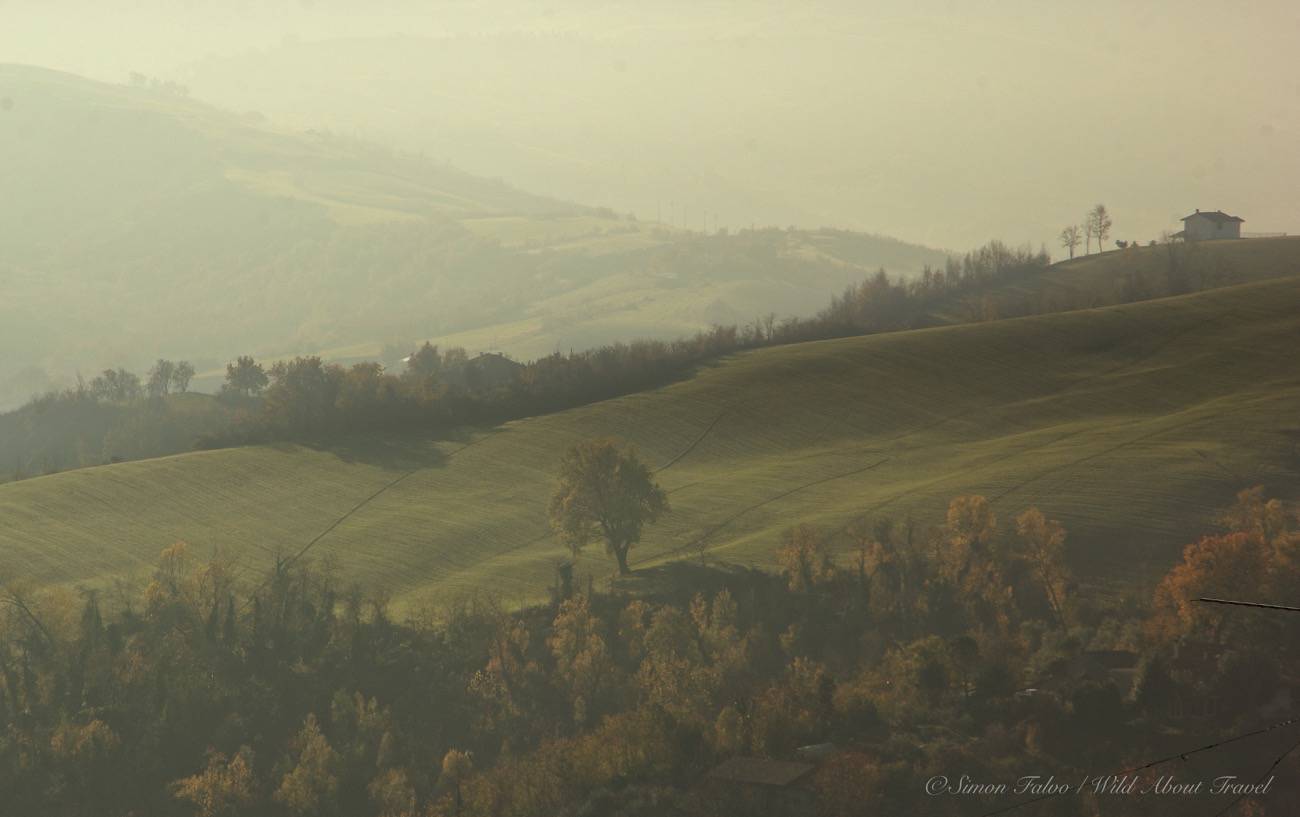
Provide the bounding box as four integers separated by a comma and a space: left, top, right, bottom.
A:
5, 0, 1299, 249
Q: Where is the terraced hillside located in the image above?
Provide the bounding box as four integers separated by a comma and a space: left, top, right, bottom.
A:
3, 276, 1298, 609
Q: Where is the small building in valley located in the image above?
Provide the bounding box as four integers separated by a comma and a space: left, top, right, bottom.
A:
440, 352, 524, 390
1176, 209, 1244, 241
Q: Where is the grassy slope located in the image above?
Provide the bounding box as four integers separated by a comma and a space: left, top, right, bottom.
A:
928, 237, 1300, 323
4, 276, 1298, 609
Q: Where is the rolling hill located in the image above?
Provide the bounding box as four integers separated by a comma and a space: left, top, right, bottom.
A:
3, 274, 1297, 610
928, 236, 1300, 324
0, 64, 947, 408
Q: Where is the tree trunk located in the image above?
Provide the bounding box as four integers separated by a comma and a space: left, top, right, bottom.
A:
614, 544, 632, 576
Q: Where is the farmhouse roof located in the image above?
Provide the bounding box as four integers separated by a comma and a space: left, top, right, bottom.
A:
707, 757, 815, 787
1181, 210, 1243, 223
472, 352, 522, 368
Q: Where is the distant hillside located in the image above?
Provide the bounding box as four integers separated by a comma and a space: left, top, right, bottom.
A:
927, 236, 1300, 324
5, 275, 1297, 608
0, 64, 947, 407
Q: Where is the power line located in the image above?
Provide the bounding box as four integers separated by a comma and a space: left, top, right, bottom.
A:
1114, 715, 1300, 776
1209, 732, 1300, 817
974, 715, 1300, 817
1197, 597, 1300, 613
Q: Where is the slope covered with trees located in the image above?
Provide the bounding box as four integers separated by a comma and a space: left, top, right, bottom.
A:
3, 486, 1297, 815
928, 235, 1300, 324
3, 275, 1297, 609
0, 64, 947, 409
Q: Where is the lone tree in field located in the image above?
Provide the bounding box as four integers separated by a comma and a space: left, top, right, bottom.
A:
1059, 224, 1082, 259
548, 439, 668, 576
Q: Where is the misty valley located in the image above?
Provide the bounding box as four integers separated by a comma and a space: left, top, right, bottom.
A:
2, 4, 1299, 816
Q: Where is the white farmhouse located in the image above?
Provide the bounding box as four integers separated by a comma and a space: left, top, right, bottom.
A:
1176, 209, 1244, 241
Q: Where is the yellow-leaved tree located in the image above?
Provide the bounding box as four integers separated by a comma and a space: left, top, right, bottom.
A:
548, 439, 668, 576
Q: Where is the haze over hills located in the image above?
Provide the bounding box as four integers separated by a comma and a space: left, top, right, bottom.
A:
0, 63, 948, 408
170, 7, 1300, 249
8, 7, 1300, 814
4, 270, 1297, 609
11, 1, 1299, 249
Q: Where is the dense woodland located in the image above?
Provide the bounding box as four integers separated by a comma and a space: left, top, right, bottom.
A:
1, 483, 1296, 815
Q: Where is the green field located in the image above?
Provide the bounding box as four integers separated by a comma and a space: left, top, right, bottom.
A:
4, 274, 1298, 610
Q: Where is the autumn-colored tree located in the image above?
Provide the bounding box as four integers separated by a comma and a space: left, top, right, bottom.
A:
1149, 532, 1269, 642
469, 614, 543, 736
143, 541, 193, 619
50, 718, 121, 798
1150, 488, 1298, 644
367, 767, 416, 817
1220, 485, 1291, 544
846, 515, 917, 621
750, 657, 835, 756
776, 524, 835, 592
172, 748, 256, 817
441, 749, 473, 817
548, 439, 668, 575
636, 605, 718, 724
274, 713, 342, 816
943, 495, 998, 567
690, 589, 751, 703
329, 690, 396, 802
547, 594, 614, 726
940, 496, 1014, 632
1015, 508, 1072, 627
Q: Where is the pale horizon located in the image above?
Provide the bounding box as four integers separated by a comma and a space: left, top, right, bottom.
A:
6, 0, 1298, 251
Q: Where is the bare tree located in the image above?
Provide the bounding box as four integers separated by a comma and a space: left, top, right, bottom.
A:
147, 359, 175, 397
171, 361, 196, 393
1087, 204, 1113, 253
1059, 225, 1082, 259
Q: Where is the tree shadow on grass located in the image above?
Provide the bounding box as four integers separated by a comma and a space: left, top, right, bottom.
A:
286, 426, 508, 472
